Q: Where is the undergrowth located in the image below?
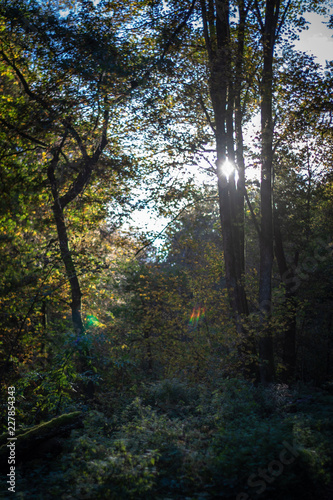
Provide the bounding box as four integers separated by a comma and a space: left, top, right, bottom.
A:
1, 379, 333, 499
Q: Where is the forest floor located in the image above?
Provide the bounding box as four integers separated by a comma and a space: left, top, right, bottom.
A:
1, 379, 333, 499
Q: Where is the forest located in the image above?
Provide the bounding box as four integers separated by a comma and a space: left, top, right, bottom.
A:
0, 0, 333, 498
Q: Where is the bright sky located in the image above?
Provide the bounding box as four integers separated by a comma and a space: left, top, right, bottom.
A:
294, 11, 333, 67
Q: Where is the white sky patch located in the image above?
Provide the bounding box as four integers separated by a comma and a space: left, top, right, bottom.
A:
59, 8, 70, 17
294, 12, 333, 67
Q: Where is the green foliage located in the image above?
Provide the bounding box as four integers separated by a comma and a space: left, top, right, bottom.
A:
146, 378, 200, 407
5, 381, 333, 499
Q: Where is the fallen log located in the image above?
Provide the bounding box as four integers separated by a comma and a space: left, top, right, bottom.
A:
0, 411, 82, 464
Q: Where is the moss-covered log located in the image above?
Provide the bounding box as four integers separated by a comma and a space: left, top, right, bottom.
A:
0, 411, 82, 464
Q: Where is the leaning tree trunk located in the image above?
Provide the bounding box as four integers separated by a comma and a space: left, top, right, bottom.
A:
47, 114, 108, 339
51, 199, 84, 337
47, 119, 108, 399
47, 145, 85, 338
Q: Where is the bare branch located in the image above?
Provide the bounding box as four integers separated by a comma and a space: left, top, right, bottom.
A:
253, 0, 264, 31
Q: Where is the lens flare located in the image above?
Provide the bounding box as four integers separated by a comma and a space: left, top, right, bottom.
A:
189, 307, 206, 327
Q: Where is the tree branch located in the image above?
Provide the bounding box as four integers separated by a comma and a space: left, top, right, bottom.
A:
61, 119, 89, 161
158, 0, 197, 63
197, 91, 216, 133
92, 104, 109, 163
0, 118, 48, 147
276, 0, 291, 40
253, 0, 264, 32
0, 49, 50, 110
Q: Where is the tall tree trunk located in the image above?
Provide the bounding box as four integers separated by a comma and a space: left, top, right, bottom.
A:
199, 0, 256, 378
234, 1, 247, 278
201, 0, 249, 324
232, 0, 249, 319
257, 0, 281, 383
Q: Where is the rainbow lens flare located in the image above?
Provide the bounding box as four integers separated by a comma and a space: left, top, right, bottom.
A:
86, 315, 105, 328
189, 307, 206, 327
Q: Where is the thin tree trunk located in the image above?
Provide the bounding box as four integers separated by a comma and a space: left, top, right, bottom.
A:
51, 201, 84, 336
47, 149, 85, 337
257, 0, 282, 383
233, 0, 249, 319
273, 205, 297, 382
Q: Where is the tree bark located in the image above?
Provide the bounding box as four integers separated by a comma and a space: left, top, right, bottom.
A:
201, 0, 249, 323
257, 0, 282, 383
47, 148, 85, 337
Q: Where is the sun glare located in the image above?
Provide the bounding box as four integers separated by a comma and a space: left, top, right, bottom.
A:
220, 159, 235, 179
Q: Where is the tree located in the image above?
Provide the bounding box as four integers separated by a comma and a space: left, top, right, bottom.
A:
271, 49, 333, 380
199, 0, 251, 324
198, 0, 332, 382
0, 0, 143, 339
